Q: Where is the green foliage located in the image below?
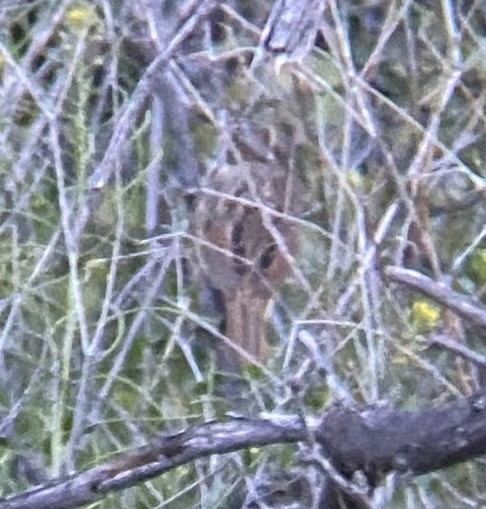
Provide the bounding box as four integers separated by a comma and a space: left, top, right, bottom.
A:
304, 384, 329, 410
469, 248, 486, 285
1, 0, 486, 507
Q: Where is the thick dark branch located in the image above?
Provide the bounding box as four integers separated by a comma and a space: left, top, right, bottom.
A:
3, 393, 486, 509
317, 392, 486, 484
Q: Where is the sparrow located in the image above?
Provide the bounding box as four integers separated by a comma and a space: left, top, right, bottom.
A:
193, 160, 302, 366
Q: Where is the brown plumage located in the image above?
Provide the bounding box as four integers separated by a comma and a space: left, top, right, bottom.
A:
193, 161, 302, 366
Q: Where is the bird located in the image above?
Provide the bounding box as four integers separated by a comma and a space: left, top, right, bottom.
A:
193, 160, 303, 367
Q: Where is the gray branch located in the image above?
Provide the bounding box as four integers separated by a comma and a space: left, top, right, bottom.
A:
3, 391, 486, 509
385, 266, 486, 328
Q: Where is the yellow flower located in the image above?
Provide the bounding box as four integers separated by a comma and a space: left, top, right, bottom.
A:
64, 4, 96, 31
411, 299, 440, 332
346, 169, 373, 193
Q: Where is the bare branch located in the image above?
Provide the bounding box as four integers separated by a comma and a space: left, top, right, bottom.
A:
385, 266, 486, 328
4, 392, 486, 509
